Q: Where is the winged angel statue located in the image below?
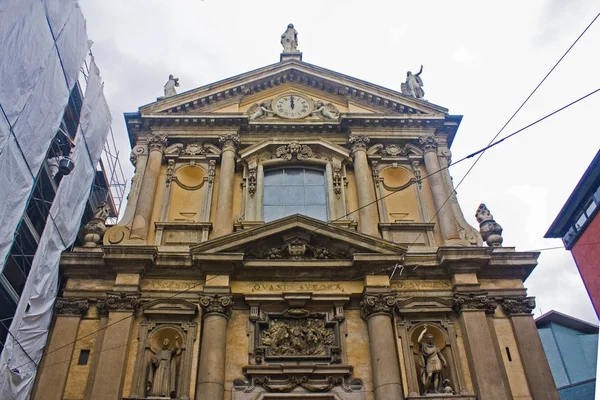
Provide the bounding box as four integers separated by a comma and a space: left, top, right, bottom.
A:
247, 100, 275, 120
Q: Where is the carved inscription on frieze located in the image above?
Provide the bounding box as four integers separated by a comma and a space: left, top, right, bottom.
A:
391, 280, 452, 290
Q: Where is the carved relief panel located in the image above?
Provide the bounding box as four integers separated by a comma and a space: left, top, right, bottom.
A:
253, 309, 342, 364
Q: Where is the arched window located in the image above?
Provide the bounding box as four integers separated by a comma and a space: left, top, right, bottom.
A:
263, 167, 327, 222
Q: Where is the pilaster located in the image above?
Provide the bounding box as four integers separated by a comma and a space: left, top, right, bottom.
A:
214, 133, 240, 237
33, 298, 89, 400
502, 297, 560, 400
452, 292, 511, 400
89, 292, 141, 400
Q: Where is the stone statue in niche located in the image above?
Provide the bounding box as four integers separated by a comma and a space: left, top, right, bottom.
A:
417, 325, 447, 394
146, 337, 181, 398
401, 65, 425, 99
281, 23, 299, 52
164, 74, 180, 97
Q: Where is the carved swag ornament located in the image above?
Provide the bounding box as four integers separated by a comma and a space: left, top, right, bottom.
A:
199, 294, 234, 319
452, 293, 497, 315
360, 293, 398, 320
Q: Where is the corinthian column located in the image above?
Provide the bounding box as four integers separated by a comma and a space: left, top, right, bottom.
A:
419, 136, 462, 244
195, 294, 234, 400
131, 134, 167, 240
502, 297, 560, 400
213, 134, 240, 237
349, 135, 380, 237
360, 292, 404, 400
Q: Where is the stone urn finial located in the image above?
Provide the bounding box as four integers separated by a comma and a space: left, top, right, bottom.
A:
475, 204, 503, 247
82, 202, 110, 247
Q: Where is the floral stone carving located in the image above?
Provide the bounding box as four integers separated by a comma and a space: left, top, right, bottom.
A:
104, 292, 141, 311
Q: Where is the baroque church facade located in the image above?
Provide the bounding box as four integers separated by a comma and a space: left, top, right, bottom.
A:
33, 27, 559, 400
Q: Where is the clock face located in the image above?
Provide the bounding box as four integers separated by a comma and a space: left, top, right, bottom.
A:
273, 94, 312, 119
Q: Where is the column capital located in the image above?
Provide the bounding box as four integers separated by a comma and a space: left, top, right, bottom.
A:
360, 292, 397, 321
97, 292, 141, 313
199, 294, 234, 319
348, 134, 370, 154
147, 133, 168, 153
452, 292, 497, 315
55, 297, 89, 316
418, 136, 439, 153
501, 296, 536, 315
219, 133, 240, 152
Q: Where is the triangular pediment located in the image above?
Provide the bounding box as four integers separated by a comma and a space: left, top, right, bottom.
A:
190, 214, 406, 259
139, 60, 448, 117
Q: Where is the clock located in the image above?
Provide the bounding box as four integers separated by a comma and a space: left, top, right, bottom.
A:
273, 93, 312, 119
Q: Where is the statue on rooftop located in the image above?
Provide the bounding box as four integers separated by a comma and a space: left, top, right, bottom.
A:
81, 202, 111, 247
281, 24, 299, 53
164, 74, 180, 97
401, 65, 425, 99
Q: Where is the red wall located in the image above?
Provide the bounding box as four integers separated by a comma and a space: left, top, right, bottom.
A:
572, 214, 600, 317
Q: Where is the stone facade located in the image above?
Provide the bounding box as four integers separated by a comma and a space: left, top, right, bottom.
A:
32, 52, 559, 400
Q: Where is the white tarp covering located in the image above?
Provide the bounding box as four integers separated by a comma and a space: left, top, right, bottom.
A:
0, 56, 111, 399
0, 0, 89, 270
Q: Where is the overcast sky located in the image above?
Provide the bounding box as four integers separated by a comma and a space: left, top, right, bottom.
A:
79, 0, 600, 323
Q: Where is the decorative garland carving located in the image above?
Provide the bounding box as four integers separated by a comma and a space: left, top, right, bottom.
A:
147, 133, 168, 152
208, 160, 216, 183
275, 142, 313, 160
452, 293, 497, 315
360, 293, 398, 320
199, 294, 234, 319
412, 160, 422, 188
371, 161, 379, 186
418, 136, 438, 152
165, 159, 175, 186
254, 375, 343, 393
104, 292, 141, 312
502, 296, 536, 315
248, 167, 257, 196
55, 297, 89, 316
332, 160, 342, 198
348, 135, 370, 153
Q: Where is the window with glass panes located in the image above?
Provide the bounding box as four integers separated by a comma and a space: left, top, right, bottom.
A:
263, 168, 327, 222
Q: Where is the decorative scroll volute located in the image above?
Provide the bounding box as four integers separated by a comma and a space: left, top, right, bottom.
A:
199, 294, 234, 319
501, 296, 536, 315
55, 297, 89, 316
452, 293, 497, 315
360, 293, 398, 320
